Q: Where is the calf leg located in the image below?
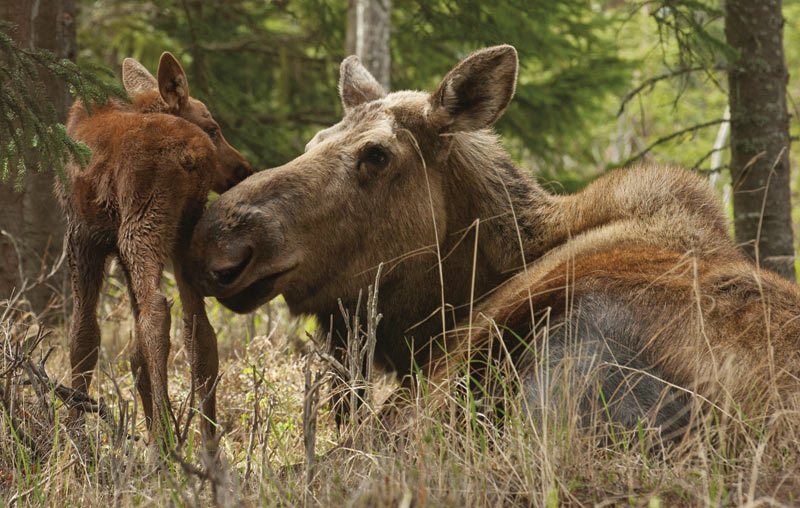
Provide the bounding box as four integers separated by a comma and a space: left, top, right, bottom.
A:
119, 243, 172, 442
66, 225, 108, 421
129, 339, 154, 429
173, 260, 219, 443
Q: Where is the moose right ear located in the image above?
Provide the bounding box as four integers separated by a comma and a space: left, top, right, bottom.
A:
430, 45, 518, 132
339, 55, 386, 112
157, 52, 190, 112
122, 58, 158, 96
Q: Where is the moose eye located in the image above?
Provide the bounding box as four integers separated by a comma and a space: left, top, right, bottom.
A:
360, 145, 389, 169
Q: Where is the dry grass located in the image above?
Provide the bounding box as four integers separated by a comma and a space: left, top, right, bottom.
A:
0, 262, 799, 507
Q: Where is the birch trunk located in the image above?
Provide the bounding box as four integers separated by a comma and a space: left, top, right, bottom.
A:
346, 0, 391, 91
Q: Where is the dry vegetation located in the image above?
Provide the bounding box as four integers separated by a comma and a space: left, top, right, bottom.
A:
0, 251, 799, 507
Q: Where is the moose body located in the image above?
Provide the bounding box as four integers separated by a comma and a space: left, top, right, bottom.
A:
189, 46, 800, 434
57, 52, 252, 442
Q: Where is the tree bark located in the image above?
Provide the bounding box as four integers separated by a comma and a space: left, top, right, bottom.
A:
346, 0, 391, 91
725, 0, 796, 280
0, 0, 75, 315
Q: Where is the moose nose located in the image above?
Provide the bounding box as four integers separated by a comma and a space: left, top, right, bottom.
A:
209, 245, 253, 287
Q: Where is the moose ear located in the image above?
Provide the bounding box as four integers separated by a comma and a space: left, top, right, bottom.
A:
339, 55, 386, 112
157, 52, 190, 111
122, 57, 157, 96
430, 45, 518, 132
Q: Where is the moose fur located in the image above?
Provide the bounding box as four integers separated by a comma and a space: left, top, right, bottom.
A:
188, 46, 800, 434
56, 52, 252, 442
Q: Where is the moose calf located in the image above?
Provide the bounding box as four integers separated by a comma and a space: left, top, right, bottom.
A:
57, 52, 252, 444
189, 46, 800, 437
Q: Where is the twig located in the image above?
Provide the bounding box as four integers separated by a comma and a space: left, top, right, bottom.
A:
24, 350, 114, 425
103, 367, 130, 446
0, 383, 39, 455
7, 458, 77, 506
618, 65, 727, 116
302, 353, 325, 496
692, 145, 729, 171
243, 363, 263, 484
620, 119, 728, 167
178, 374, 223, 442
362, 264, 383, 420
753, 147, 788, 271
0, 230, 68, 313
21, 362, 52, 424
178, 316, 198, 447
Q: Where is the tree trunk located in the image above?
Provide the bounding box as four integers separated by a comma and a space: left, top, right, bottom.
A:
346, 0, 391, 91
725, 0, 796, 280
0, 0, 75, 316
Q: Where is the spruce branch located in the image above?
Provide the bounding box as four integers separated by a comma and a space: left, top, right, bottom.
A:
0, 21, 126, 190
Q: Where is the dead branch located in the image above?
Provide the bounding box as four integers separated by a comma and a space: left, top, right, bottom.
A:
0, 383, 39, 455
617, 65, 728, 116
0, 229, 68, 318
243, 363, 263, 484
620, 119, 728, 167
302, 353, 325, 495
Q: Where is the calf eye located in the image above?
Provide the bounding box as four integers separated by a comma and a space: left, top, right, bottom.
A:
206, 127, 219, 140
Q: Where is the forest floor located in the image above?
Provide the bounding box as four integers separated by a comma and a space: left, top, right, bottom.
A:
1, 266, 799, 507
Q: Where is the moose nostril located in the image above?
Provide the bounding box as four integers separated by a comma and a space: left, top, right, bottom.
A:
210, 246, 253, 287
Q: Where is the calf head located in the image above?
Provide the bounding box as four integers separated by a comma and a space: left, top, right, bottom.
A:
122, 52, 253, 193
190, 46, 518, 316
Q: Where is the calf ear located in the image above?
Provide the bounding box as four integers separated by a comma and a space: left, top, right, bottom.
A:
122, 58, 157, 96
157, 52, 190, 111
430, 45, 518, 132
339, 56, 386, 112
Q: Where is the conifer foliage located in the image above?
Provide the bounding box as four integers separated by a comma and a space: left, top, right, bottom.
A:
0, 21, 124, 190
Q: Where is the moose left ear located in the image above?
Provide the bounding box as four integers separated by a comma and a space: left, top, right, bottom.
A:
122, 58, 157, 96
339, 55, 387, 112
430, 45, 518, 132
157, 52, 190, 111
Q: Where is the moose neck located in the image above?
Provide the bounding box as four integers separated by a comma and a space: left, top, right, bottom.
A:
325, 131, 632, 377
442, 131, 606, 277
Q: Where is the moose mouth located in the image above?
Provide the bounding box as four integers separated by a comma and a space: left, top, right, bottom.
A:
217, 267, 293, 313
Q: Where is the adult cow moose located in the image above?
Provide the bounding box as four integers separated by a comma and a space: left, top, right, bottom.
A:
189, 45, 800, 438
57, 52, 252, 446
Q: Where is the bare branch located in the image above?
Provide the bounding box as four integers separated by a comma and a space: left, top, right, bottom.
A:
620, 119, 728, 167
618, 65, 728, 116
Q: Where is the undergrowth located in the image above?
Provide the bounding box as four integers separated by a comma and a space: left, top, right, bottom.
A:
0, 261, 798, 507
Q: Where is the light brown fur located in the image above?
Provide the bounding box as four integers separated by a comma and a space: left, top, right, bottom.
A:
188, 46, 800, 432
56, 52, 252, 443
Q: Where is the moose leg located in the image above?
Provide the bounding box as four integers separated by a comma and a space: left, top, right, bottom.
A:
66, 225, 108, 422
118, 242, 172, 442
173, 260, 219, 443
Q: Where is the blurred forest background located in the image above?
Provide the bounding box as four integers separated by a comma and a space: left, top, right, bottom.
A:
1, 2, 800, 505
2, 0, 800, 313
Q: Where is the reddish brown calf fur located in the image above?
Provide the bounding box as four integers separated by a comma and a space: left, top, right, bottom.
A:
188, 46, 800, 437
56, 52, 252, 443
